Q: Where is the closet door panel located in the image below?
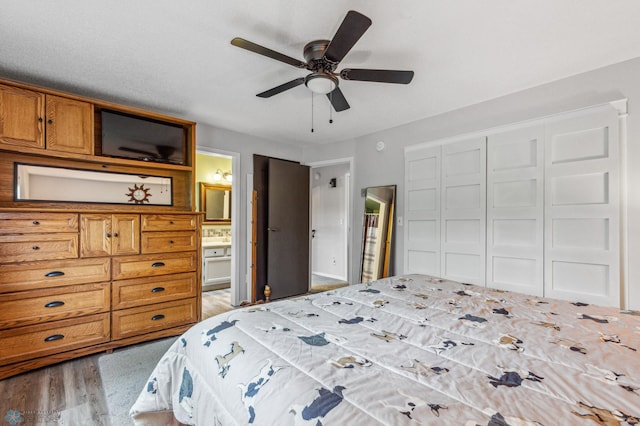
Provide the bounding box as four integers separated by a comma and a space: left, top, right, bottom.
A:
404, 145, 441, 275
545, 107, 619, 306
487, 125, 544, 295
441, 137, 486, 285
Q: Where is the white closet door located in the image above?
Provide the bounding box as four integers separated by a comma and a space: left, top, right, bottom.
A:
441, 137, 486, 285
545, 106, 619, 306
487, 125, 544, 295
404, 145, 441, 275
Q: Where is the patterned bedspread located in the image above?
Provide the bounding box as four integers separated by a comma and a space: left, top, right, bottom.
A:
130, 274, 640, 425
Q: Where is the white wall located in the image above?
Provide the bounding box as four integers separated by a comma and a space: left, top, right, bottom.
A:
311, 163, 349, 281
196, 124, 303, 303
304, 57, 640, 308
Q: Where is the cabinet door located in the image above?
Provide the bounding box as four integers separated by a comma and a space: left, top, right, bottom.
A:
544, 106, 619, 307
112, 214, 140, 255
203, 256, 231, 286
404, 145, 441, 276
45, 95, 93, 155
486, 125, 544, 295
80, 214, 111, 258
0, 84, 44, 149
440, 137, 486, 286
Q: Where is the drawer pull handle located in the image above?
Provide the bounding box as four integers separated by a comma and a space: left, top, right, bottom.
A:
32, 245, 40, 250
169, 240, 174, 244
45, 271, 65, 277
151, 262, 165, 268
114, 233, 119, 237
106, 233, 111, 238
32, 220, 40, 225
45, 301, 65, 308
151, 314, 165, 321
44, 334, 64, 342
151, 287, 165, 293
169, 221, 174, 224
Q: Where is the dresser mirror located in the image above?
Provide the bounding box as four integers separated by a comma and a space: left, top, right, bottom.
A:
200, 182, 231, 223
360, 185, 396, 283
14, 163, 173, 205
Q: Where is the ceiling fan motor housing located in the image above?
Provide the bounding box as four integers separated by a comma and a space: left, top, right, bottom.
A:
303, 40, 337, 72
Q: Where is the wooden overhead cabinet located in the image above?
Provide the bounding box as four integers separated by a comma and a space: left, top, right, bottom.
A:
45, 94, 93, 155
0, 83, 44, 149
0, 83, 93, 155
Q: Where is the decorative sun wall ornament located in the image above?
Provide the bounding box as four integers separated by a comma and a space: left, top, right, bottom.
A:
126, 183, 152, 204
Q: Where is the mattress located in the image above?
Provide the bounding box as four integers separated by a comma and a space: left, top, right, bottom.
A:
130, 274, 640, 425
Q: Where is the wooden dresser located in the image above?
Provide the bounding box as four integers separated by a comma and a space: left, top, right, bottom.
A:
0, 78, 201, 379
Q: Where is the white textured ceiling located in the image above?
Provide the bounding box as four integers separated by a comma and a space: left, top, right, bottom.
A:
2, 1, 640, 146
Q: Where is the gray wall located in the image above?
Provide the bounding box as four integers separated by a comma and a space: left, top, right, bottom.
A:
304, 57, 640, 308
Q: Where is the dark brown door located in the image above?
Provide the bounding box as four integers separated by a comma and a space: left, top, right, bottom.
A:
267, 158, 310, 299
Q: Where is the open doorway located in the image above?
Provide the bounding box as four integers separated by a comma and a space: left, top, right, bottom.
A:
309, 159, 352, 292
196, 148, 240, 309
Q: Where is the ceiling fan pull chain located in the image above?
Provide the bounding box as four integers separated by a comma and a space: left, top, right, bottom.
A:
311, 93, 315, 133
329, 91, 334, 124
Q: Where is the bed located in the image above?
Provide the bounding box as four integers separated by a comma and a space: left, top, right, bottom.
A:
130, 274, 640, 425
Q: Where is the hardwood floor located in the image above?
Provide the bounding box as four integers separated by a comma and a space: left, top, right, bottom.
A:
0, 290, 233, 425
202, 288, 232, 320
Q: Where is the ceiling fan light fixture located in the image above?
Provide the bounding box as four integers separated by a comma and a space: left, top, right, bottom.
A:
305, 73, 337, 95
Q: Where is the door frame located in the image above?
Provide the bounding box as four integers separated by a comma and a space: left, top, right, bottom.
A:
306, 157, 354, 285
196, 147, 242, 306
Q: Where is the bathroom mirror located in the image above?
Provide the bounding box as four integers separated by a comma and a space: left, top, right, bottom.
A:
360, 185, 396, 283
14, 163, 173, 205
200, 182, 231, 223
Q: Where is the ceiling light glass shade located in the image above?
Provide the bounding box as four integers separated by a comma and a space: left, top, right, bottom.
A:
305, 73, 337, 95
224, 172, 232, 182
213, 169, 222, 181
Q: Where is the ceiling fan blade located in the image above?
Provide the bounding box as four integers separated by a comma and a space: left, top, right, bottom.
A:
323, 11, 372, 64
231, 37, 307, 68
256, 77, 305, 98
118, 147, 158, 158
326, 87, 350, 112
340, 68, 414, 84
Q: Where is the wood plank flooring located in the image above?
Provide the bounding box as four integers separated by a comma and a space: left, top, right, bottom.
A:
0, 290, 232, 425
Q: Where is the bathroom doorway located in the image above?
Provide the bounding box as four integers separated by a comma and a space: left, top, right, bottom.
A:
196, 149, 240, 306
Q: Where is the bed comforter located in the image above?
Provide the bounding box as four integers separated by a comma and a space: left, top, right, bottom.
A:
131, 274, 640, 425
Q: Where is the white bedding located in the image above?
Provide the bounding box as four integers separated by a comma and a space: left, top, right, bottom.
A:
131, 274, 640, 425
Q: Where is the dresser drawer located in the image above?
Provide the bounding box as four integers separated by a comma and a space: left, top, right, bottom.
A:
0, 212, 78, 234
0, 257, 110, 293
0, 283, 110, 328
141, 214, 197, 232
141, 231, 197, 254
0, 233, 78, 263
112, 299, 197, 340
112, 251, 197, 280
112, 272, 197, 310
0, 313, 110, 365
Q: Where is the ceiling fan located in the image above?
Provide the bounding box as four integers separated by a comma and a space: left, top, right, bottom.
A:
119, 144, 176, 162
230, 10, 414, 112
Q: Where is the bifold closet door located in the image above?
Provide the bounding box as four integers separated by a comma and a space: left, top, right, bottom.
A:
486, 125, 544, 295
404, 145, 441, 276
544, 106, 619, 307
440, 137, 486, 285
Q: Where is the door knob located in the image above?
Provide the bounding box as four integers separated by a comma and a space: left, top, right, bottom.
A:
267, 227, 279, 232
